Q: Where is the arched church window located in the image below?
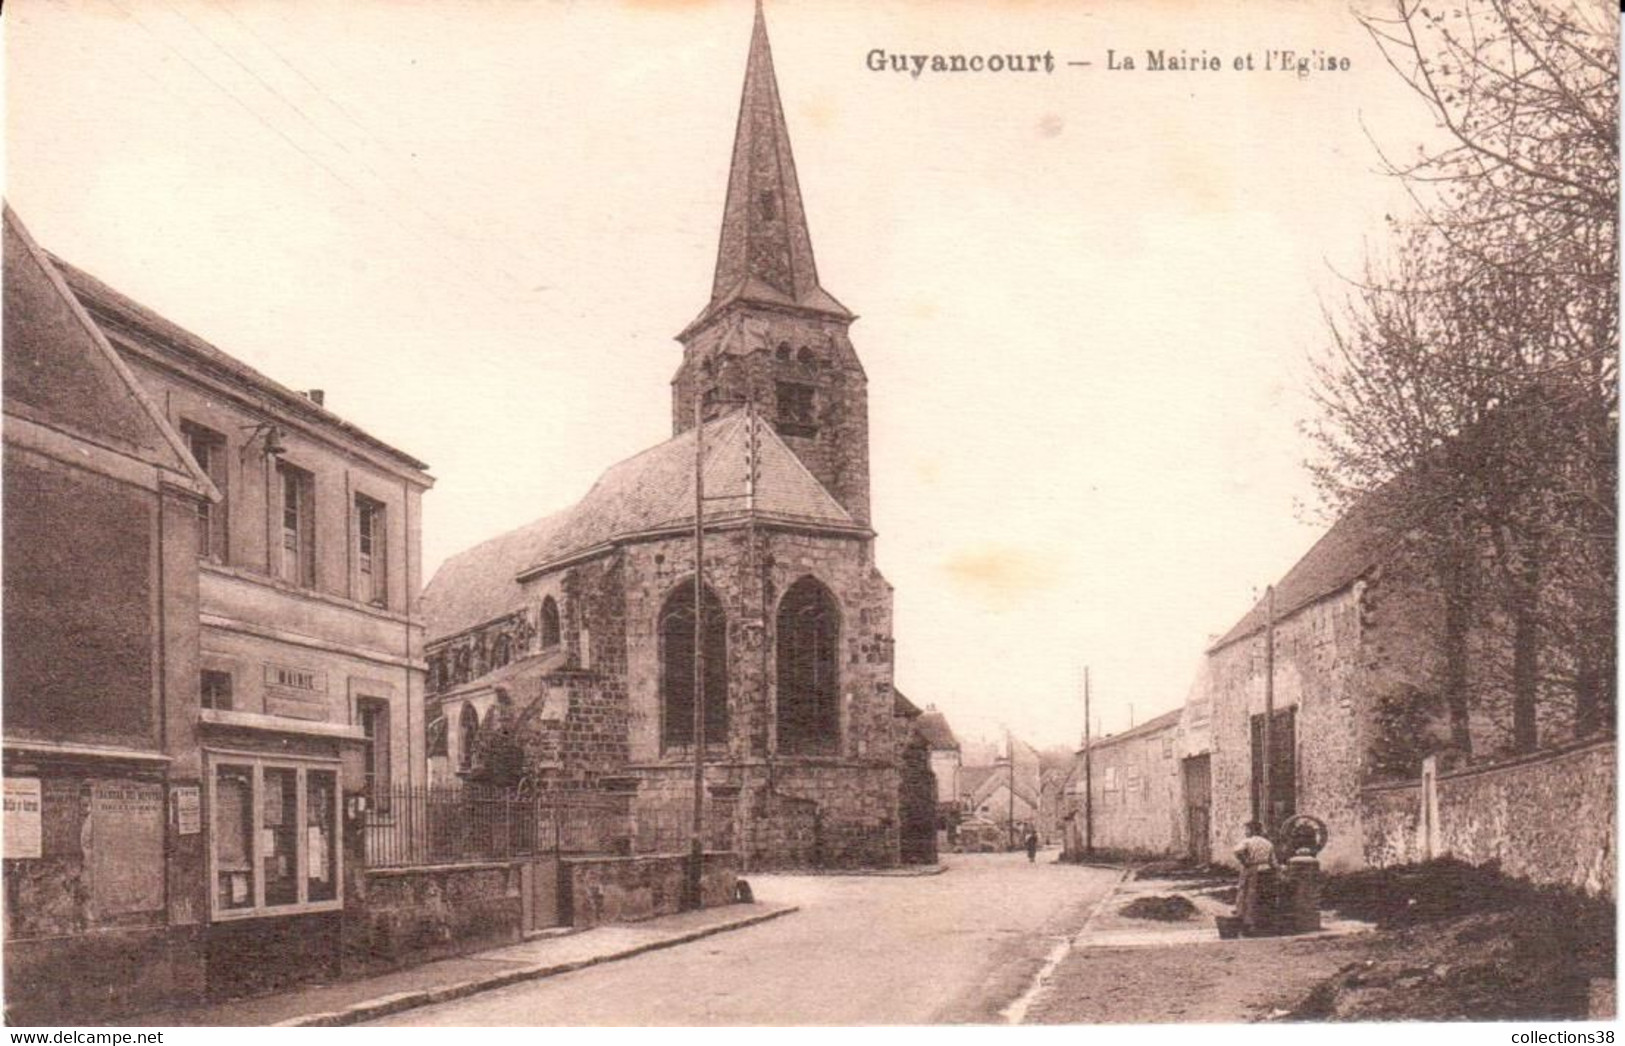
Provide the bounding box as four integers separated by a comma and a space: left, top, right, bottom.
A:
458, 704, 480, 773
540, 596, 561, 649
776, 342, 791, 362
758, 190, 778, 220
659, 582, 728, 750
796, 345, 815, 365
776, 576, 840, 754
493, 634, 511, 668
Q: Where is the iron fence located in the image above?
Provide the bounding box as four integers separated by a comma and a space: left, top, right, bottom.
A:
364, 784, 630, 869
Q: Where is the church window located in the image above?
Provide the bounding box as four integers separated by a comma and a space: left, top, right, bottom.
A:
659, 582, 728, 750
493, 634, 511, 668
796, 345, 814, 365
758, 190, 778, 220
540, 596, 561, 648
458, 704, 480, 773
776, 381, 817, 438
775, 342, 791, 362
776, 576, 840, 755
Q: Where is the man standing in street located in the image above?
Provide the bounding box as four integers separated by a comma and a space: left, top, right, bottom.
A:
1025, 830, 1039, 863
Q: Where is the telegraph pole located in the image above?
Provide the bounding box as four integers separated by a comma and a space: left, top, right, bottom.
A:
688, 396, 707, 910
1083, 666, 1093, 858
1262, 584, 1276, 837
1004, 727, 1015, 850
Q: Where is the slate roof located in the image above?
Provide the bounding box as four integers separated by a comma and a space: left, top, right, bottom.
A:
47, 251, 430, 473
959, 765, 999, 799
3, 207, 218, 502
1208, 488, 1404, 653
680, 2, 850, 338
1082, 706, 1184, 752
914, 710, 960, 752
421, 408, 862, 641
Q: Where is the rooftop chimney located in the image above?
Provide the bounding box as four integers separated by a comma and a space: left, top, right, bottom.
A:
306, 389, 325, 407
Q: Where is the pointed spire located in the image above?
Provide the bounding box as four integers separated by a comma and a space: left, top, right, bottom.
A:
696, 1, 849, 332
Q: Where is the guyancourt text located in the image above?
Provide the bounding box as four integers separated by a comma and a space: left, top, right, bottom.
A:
866, 48, 1057, 77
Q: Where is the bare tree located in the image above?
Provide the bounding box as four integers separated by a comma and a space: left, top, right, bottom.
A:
1308, 0, 1617, 758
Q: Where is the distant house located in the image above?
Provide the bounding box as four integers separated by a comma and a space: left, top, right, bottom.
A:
1036, 764, 1077, 846
965, 764, 1039, 844
913, 706, 962, 815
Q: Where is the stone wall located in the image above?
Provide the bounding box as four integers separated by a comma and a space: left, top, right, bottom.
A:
562, 851, 738, 928
351, 862, 522, 973
1361, 738, 1616, 897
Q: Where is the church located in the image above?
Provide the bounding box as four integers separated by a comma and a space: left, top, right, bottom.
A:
419, 3, 925, 869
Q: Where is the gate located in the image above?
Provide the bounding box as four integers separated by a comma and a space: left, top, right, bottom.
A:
1182, 754, 1212, 864
520, 857, 563, 931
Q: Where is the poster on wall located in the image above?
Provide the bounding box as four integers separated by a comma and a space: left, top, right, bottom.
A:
4, 778, 42, 859
172, 784, 201, 836
87, 780, 164, 916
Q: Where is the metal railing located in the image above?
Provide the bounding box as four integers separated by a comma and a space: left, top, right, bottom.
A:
364, 784, 630, 869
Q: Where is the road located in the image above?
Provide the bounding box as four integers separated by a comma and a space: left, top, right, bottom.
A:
366, 850, 1120, 1026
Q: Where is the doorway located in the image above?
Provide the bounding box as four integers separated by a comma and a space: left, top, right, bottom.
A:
1181, 754, 1211, 864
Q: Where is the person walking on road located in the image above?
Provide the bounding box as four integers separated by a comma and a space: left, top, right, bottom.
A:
1024, 830, 1039, 863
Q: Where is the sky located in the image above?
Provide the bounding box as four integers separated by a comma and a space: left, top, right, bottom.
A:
5, 0, 1446, 751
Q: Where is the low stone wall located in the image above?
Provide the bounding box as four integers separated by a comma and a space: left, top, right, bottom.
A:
1361, 738, 1615, 897
562, 851, 737, 928
352, 861, 523, 973
1360, 780, 1424, 868
4, 924, 204, 1026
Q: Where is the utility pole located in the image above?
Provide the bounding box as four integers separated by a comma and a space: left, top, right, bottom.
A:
1262, 584, 1275, 837
1006, 727, 1015, 850
687, 396, 708, 910
1083, 666, 1093, 858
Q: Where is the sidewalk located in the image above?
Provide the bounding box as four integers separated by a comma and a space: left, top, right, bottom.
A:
1073, 869, 1375, 949
137, 901, 798, 1028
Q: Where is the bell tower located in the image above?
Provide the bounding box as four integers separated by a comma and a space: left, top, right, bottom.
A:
672, 1, 871, 527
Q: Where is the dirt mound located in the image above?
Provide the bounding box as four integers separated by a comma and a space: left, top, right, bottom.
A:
1119, 895, 1199, 922
1291, 863, 1614, 1021
1133, 860, 1231, 882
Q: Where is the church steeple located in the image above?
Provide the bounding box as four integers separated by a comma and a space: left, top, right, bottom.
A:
690, 0, 850, 335
673, 1, 870, 527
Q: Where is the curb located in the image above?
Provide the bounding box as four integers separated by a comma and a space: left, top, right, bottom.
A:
277, 904, 800, 1028
794, 864, 947, 877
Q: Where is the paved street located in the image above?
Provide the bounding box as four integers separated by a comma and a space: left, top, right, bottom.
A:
366, 851, 1119, 1026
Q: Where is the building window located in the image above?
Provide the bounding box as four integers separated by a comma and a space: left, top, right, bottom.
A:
208, 756, 340, 919
458, 704, 480, 773
493, 634, 511, 668
276, 463, 315, 587
355, 495, 386, 607
775, 382, 816, 438
358, 697, 391, 811
183, 423, 228, 560
201, 669, 234, 711
776, 576, 839, 755
540, 596, 561, 649
268, 665, 319, 691
659, 582, 727, 750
